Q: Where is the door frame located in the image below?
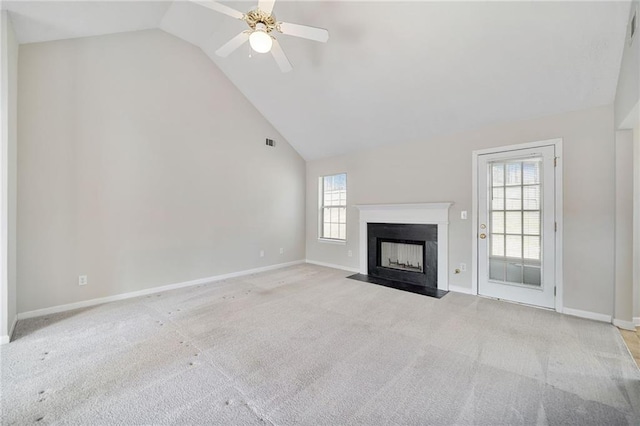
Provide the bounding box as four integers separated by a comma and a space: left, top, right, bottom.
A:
471, 138, 563, 312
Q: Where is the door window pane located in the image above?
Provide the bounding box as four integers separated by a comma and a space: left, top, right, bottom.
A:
492, 163, 504, 186
488, 157, 542, 287
505, 212, 522, 234
523, 212, 540, 235
505, 187, 522, 210
492, 188, 504, 210
523, 236, 540, 260
524, 266, 541, 286
506, 263, 523, 283
506, 163, 521, 185
491, 212, 505, 234
491, 234, 505, 256
506, 235, 522, 258
490, 259, 505, 281
523, 185, 540, 210
488, 157, 543, 286
523, 161, 540, 184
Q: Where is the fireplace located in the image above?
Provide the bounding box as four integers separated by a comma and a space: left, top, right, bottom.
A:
352, 203, 452, 296
367, 223, 437, 288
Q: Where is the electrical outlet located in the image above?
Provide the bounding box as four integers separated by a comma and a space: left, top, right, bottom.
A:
260, 250, 264, 258
348, 250, 353, 257
79, 275, 88, 286
460, 263, 467, 272
279, 248, 284, 254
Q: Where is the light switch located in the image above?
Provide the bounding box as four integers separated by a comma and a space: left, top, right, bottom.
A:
461, 211, 468, 220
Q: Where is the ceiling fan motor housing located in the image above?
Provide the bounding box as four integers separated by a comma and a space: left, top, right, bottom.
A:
245, 9, 277, 33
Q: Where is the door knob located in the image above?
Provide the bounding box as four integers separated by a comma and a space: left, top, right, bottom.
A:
479, 233, 486, 239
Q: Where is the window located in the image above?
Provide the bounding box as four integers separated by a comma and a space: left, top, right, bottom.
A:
488, 159, 542, 286
319, 173, 347, 241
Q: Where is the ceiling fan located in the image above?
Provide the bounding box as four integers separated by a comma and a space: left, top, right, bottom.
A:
192, 0, 329, 72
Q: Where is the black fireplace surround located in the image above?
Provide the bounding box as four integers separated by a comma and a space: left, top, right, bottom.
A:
367, 223, 438, 288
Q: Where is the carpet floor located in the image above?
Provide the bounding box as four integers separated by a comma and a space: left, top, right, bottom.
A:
2, 264, 639, 425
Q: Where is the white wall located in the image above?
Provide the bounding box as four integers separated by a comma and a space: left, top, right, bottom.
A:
614, 0, 639, 129
613, 0, 639, 327
634, 124, 640, 325
17, 29, 306, 314
307, 106, 615, 317
0, 12, 18, 343
615, 129, 634, 328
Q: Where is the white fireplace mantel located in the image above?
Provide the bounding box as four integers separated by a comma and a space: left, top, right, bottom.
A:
355, 203, 453, 291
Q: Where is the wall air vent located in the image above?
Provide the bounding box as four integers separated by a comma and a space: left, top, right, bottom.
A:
266, 138, 275, 147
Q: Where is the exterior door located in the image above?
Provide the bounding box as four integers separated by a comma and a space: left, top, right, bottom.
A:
477, 145, 556, 308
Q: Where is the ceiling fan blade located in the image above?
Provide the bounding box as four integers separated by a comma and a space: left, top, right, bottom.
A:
277, 22, 329, 43
191, 0, 245, 20
271, 39, 292, 73
258, 0, 276, 15
215, 31, 249, 57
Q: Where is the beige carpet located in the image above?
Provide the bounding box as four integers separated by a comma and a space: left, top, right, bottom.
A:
2, 264, 639, 425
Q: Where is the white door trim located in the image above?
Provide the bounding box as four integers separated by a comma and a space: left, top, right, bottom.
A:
472, 138, 563, 313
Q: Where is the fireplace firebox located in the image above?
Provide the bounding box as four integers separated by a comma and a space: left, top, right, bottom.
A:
367, 223, 438, 288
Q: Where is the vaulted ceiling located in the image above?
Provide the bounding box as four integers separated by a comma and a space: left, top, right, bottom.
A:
3, 1, 632, 160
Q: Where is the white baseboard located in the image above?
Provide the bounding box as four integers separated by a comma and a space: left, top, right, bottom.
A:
9, 314, 17, 338
305, 259, 359, 273
634, 317, 640, 327
448, 285, 476, 295
613, 318, 637, 331
17, 260, 305, 321
0, 315, 18, 345
563, 307, 612, 323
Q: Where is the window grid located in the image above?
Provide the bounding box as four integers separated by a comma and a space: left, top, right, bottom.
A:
320, 173, 347, 240
489, 160, 542, 286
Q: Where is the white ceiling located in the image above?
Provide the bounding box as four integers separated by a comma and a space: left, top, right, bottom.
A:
2, 1, 632, 160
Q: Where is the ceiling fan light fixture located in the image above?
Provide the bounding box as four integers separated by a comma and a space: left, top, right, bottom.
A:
202, 0, 329, 72
249, 24, 273, 53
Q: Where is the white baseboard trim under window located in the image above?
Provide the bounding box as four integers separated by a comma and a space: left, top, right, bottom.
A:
17, 260, 305, 321
613, 318, 637, 331
305, 260, 360, 273
563, 307, 612, 323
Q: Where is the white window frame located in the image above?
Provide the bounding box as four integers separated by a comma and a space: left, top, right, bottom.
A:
318, 173, 347, 243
